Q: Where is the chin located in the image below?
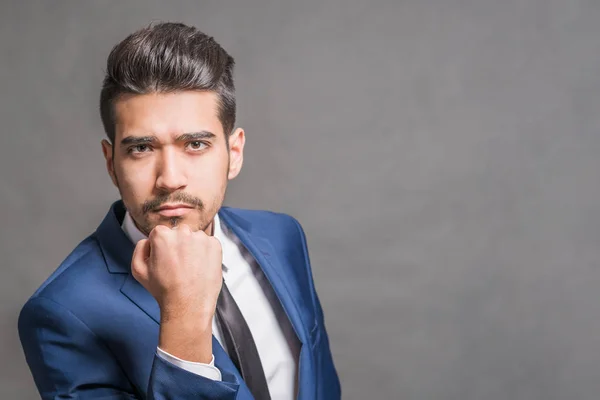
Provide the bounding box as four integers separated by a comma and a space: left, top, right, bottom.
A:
157, 214, 210, 232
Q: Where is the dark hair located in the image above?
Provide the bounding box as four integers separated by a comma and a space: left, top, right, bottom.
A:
99, 22, 236, 143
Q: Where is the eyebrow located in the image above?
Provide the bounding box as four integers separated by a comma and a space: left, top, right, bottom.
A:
120, 131, 216, 147
176, 131, 216, 141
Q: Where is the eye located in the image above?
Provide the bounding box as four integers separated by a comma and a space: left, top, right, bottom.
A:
128, 144, 152, 154
187, 141, 208, 151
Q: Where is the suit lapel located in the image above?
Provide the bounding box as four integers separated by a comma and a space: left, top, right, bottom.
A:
95, 201, 161, 325
218, 209, 308, 347
120, 274, 161, 324
218, 208, 316, 399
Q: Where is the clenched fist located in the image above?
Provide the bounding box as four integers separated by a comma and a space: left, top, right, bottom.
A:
130, 223, 223, 363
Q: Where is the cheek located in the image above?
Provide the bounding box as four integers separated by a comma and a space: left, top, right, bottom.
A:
192, 152, 229, 186
115, 162, 156, 202
189, 167, 227, 193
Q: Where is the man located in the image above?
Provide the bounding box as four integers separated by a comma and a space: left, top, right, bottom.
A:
18, 22, 340, 400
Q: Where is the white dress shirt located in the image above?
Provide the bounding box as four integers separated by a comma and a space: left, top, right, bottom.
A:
122, 211, 297, 399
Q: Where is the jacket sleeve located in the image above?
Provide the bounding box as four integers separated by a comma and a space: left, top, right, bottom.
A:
290, 216, 342, 399
18, 296, 240, 400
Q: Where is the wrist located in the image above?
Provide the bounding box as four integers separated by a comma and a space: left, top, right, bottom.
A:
160, 305, 215, 325
159, 313, 214, 364
158, 296, 216, 323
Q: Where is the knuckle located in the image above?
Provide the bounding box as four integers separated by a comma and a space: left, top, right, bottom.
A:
211, 237, 223, 252
131, 263, 143, 279
194, 228, 208, 237
150, 225, 169, 239
148, 228, 159, 239
179, 224, 192, 234
134, 238, 148, 252
192, 229, 208, 243
155, 224, 169, 234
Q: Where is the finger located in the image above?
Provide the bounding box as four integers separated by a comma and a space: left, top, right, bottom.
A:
211, 236, 222, 251
131, 238, 151, 281
174, 223, 192, 234
209, 237, 223, 261
150, 224, 170, 238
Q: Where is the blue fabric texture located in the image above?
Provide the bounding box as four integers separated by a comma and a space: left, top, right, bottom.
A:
18, 201, 341, 399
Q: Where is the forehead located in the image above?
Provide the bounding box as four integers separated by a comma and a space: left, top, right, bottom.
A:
113, 91, 223, 141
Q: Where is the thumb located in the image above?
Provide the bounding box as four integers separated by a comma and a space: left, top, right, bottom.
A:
131, 238, 151, 282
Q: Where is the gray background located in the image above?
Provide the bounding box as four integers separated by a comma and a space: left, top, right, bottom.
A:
1, 0, 600, 399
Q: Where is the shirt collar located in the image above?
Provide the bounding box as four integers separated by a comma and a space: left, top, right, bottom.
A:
121, 211, 148, 245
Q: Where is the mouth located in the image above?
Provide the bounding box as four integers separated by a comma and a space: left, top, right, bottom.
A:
153, 203, 195, 217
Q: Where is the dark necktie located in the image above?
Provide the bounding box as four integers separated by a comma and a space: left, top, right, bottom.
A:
215, 276, 271, 400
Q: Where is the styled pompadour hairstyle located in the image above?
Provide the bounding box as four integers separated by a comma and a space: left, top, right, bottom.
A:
99, 22, 236, 143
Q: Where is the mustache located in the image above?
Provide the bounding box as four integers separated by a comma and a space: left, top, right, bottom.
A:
142, 192, 204, 214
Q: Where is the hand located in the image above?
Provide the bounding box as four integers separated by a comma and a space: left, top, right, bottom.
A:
130, 223, 222, 362
131, 223, 223, 319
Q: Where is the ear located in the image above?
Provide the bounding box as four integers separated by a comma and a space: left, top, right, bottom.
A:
227, 128, 245, 180
101, 139, 118, 187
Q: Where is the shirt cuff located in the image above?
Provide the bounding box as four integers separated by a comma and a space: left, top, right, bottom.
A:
156, 347, 222, 381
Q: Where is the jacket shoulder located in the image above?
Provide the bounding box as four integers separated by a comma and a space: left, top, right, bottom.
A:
220, 207, 304, 232
23, 234, 114, 309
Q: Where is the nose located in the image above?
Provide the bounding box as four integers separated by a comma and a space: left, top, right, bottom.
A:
155, 148, 187, 192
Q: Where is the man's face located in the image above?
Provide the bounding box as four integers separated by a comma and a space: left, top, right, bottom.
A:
101, 91, 244, 236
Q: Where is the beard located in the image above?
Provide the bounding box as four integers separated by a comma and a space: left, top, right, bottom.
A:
112, 161, 228, 237
141, 191, 204, 214
136, 191, 207, 235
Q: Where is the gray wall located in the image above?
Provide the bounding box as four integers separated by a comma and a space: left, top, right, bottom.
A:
2, 1, 600, 399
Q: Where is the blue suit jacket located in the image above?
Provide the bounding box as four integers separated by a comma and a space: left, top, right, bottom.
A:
18, 201, 341, 399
